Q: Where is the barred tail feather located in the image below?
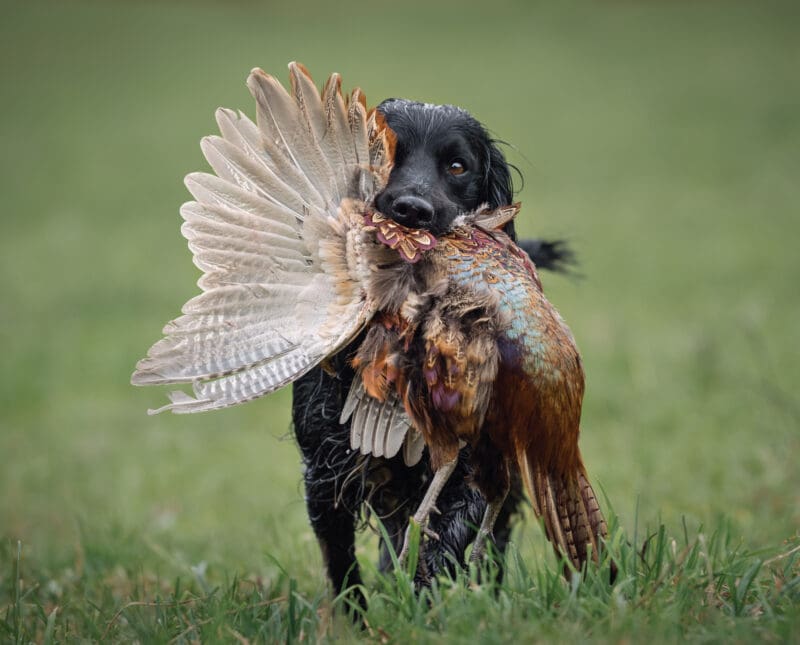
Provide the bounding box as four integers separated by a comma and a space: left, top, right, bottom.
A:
518, 445, 608, 574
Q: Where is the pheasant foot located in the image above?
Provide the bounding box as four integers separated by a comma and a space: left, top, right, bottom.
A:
397, 456, 458, 567
469, 483, 510, 563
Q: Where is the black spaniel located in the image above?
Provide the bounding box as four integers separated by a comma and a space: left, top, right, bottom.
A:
291, 98, 572, 605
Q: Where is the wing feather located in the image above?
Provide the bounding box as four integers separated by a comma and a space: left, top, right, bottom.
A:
348, 89, 370, 168
322, 73, 357, 170
180, 202, 308, 257
201, 135, 323, 218
246, 68, 338, 204
402, 429, 426, 467
132, 62, 387, 413
343, 379, 414, 462
184, 173, 302, 236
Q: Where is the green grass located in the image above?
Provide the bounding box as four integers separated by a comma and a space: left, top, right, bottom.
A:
4, 521, 799, 642
1, 0, 799, 641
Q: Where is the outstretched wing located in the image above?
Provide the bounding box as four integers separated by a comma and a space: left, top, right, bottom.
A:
132, 63, 391, 413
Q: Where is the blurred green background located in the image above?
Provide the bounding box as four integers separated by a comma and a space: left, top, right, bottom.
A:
1, 0, 798, 595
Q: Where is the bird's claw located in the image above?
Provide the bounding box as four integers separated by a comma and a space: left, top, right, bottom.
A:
422, 526, 440, 541
397, 520, 439, 568
469, 530, 494, 563
470, 543, 486, 563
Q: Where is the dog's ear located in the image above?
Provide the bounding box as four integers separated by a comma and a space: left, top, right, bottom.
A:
485, 140, 513, 208
484, 139, 516, 239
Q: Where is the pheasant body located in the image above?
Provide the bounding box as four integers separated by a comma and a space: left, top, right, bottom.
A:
348, 213, 605, 570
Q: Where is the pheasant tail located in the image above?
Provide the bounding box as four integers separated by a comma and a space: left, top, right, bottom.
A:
518, 444, 608, 573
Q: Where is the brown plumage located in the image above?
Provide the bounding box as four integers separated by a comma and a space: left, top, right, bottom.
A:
131, 62, 609, 577
345, 214, 609, 571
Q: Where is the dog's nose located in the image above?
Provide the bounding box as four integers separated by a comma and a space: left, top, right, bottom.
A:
390, 196, 435, 229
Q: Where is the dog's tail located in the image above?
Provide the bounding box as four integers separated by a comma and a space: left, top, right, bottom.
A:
518, 238, 576, 274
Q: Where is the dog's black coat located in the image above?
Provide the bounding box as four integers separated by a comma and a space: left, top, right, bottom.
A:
292, 99, 572, 601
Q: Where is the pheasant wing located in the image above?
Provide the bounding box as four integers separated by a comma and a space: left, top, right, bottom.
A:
132, 63, 386, 413
341, 377, 423, 466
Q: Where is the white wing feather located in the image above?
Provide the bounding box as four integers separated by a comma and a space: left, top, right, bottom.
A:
132, 62, 381, 413
341, 378, 423, 466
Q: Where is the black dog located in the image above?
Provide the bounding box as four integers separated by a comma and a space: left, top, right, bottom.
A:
292, 99, 572, 604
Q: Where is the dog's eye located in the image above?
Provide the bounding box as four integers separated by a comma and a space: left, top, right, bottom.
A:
447, 159, 467, 176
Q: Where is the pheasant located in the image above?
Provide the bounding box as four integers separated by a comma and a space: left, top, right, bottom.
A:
132, 63, 609, 575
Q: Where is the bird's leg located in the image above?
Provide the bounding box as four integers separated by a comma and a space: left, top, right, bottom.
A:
398, 456, 458, 566
469, 480, 511, 563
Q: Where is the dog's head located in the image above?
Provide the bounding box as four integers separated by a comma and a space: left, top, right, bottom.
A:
374, 99, 514, 237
